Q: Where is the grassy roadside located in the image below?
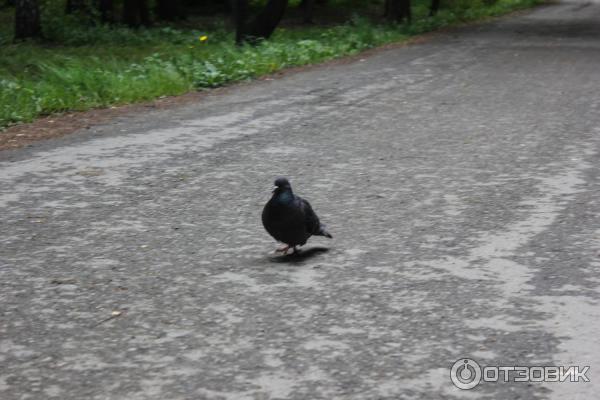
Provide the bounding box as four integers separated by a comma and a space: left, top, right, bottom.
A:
0, 0, 542, 130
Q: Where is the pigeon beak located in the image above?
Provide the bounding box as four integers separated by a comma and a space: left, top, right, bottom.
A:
272, 186, 278, 193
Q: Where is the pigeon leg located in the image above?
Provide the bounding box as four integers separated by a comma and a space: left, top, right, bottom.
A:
275, 245, 290, 254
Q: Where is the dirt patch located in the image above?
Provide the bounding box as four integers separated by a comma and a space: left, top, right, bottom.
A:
0, 90, 225, 152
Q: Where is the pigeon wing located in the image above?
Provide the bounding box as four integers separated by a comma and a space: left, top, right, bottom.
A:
299, 197, 322, 236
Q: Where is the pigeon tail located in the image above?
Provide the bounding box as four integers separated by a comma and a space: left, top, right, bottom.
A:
317, 225, 333, 239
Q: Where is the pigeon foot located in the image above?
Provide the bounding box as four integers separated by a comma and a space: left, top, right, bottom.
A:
275, 245, 299, 255
275, 245, 290, 254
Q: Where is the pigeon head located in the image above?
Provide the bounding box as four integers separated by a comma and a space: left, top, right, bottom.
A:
273, 177, 292, 193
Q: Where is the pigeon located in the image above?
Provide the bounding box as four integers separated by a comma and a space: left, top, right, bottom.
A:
262, 177, 332, 254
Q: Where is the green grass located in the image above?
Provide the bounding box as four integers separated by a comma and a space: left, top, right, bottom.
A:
0, 0, 542, 129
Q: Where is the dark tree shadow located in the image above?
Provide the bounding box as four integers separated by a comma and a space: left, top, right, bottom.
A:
268, 246, 329, 264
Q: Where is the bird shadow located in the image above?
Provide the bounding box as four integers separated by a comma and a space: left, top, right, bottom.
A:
268, 246, 330, 264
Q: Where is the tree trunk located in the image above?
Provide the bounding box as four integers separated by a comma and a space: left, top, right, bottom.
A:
14, 0, 42, 40
385, 0, 411, 23
123, 0, 150, 27
123, 0, 137, 26
66, 0, 88, 14
233, 0, 249, 44
97, 0, 114, 23
139, 0, 150, 26
429, 0, 440, 16
300, 0, 315, 24
235, 0, 288, 44
157, 0, 181, 21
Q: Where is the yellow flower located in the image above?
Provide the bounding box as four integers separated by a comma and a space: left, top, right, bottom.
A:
199, 35, 208, 42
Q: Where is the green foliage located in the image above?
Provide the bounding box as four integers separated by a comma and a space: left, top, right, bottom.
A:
0, 0, 542, 129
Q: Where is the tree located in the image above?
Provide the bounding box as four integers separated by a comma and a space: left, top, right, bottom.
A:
97, 0, 114, 23
300, 0, 315, 24
299, 0, 326, 24
123, 0, 150, 27
66, 0, 101, 25
234, 0, 288, 44
429, 0, 440, 16
14, 0, 42, 40
385, 0, 411, 23
157, 0, 182, 21
66, 0, 89, 14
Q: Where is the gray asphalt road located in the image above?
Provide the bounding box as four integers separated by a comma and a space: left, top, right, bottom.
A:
2, 1, 600, 399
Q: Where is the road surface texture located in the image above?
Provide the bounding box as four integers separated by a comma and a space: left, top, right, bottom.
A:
2, 1, 600, 399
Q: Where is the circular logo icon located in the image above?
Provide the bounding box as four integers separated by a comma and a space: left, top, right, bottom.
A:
450, 358, 482, 390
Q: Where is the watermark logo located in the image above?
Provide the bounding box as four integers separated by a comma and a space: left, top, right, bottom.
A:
450, 358, 482, 389
450, 358, 590, 390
